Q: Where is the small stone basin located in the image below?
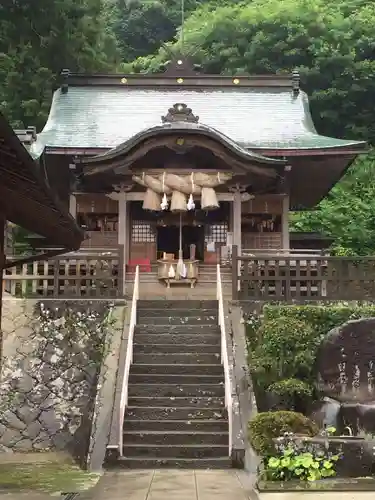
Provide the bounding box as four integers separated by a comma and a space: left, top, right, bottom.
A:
298, 436, 373, 478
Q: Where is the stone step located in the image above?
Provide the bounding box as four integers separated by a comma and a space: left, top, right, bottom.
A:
137, 308, 218, 319
130, 364, 224, 375
127, 396, 225, 408
110, 456, 231, 469
133, 343, 221, 354
122, 430, 228, 446
134, 291, 231, 300
127, 273, 157, 280
128, 383, 225, 397
134, 324, 221, 335
127, 276, 231, 284
198, 280, 231, 284
134, 334, 221, 345
137, 315, 218, 326
132, 353, 221, 365
125, 406, 227, 420
128, 373, 224, 384
122, 419, 228, 433
128, 268, 230, 274
122, 443, 228, 459
138, 300, 218, 309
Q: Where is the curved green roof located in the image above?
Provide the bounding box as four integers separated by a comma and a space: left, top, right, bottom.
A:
31, 84, 365, 158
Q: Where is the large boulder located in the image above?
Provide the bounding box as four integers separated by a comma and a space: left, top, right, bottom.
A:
315, 317, 375, 435
316, 318, 375, 403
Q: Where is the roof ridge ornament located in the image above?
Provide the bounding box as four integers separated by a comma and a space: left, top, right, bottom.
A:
60, 69, 70, 94
161, 103, 199, 124
292, 69, 300, 96
162, 54, 200, 75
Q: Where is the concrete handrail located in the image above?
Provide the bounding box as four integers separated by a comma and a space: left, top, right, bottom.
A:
118, 265, 139, 454
217, 264, 232, 455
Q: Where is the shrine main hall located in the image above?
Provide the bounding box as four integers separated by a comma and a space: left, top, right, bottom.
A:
26, 58, 366, 286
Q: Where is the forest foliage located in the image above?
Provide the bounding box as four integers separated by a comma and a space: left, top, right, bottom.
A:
1, 0, 375, 254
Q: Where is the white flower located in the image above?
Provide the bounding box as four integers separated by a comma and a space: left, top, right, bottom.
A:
53, 317, 66, 328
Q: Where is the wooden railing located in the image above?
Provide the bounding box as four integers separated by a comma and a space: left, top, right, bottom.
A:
242, 248, 329, 257
232, 245, 375, 301
3, 246, 125, 298
217, 264, 232, 455
119, 265, 139, 456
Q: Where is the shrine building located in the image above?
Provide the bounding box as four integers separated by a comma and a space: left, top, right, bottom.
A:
28, 58, 366, 286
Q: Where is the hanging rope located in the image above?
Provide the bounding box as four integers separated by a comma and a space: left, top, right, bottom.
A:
187, 172, 195, 210
132, 172, 232, 211
161, 171, 168, 210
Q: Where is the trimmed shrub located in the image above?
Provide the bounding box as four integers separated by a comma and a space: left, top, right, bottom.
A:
268, 378, 313, 412
263, 304, 375, 340
248, 410, 318, 457
249, 316, 317, 385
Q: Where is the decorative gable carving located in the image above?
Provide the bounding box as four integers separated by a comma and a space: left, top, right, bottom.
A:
161, 103, 199, 124
163, 55, 199, 76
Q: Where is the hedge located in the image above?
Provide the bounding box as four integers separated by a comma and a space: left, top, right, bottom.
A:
246, 303, 375, 410
262, 303, 375, 339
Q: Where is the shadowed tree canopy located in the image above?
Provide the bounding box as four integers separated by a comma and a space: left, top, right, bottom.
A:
0, 0, 119, 129
110, 0, 233, 61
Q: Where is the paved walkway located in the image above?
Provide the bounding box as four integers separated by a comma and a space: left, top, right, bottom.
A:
261, 494, 375, 500
80, 469, 255, 500
0, 495, 53, 499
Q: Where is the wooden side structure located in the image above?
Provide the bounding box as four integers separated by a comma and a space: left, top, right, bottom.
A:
0, 111, 84, 346
231, 245, 375, 301
4, 247, 124, 298
74, 192, 285, 264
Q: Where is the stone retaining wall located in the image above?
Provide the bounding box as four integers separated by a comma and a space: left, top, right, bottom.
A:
0, 299, 118, 458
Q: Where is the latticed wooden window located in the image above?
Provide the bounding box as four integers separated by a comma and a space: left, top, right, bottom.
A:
131, 221, 155, 242
205, 223, 228, 243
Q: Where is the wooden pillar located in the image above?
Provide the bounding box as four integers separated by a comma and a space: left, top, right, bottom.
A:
118, 193, 127, 294
282, 195, 290, 250
233, 189, 242, 256
232, 188, 243, 293
69, 194, 77, 219
278, 165, 292, 251
107, 187, 133, 296
231, 244, 239, 300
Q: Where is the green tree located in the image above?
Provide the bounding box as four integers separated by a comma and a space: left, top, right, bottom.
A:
127, 0, 375, 144
0, 0, 119, 129
111, 0, 207, 61
291, 152, 375, 255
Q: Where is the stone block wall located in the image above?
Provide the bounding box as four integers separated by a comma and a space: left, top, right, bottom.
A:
0, 298, 115, 458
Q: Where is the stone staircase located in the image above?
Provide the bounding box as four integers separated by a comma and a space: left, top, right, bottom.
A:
119, 300, 230, 468
125, 264, 232, 299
